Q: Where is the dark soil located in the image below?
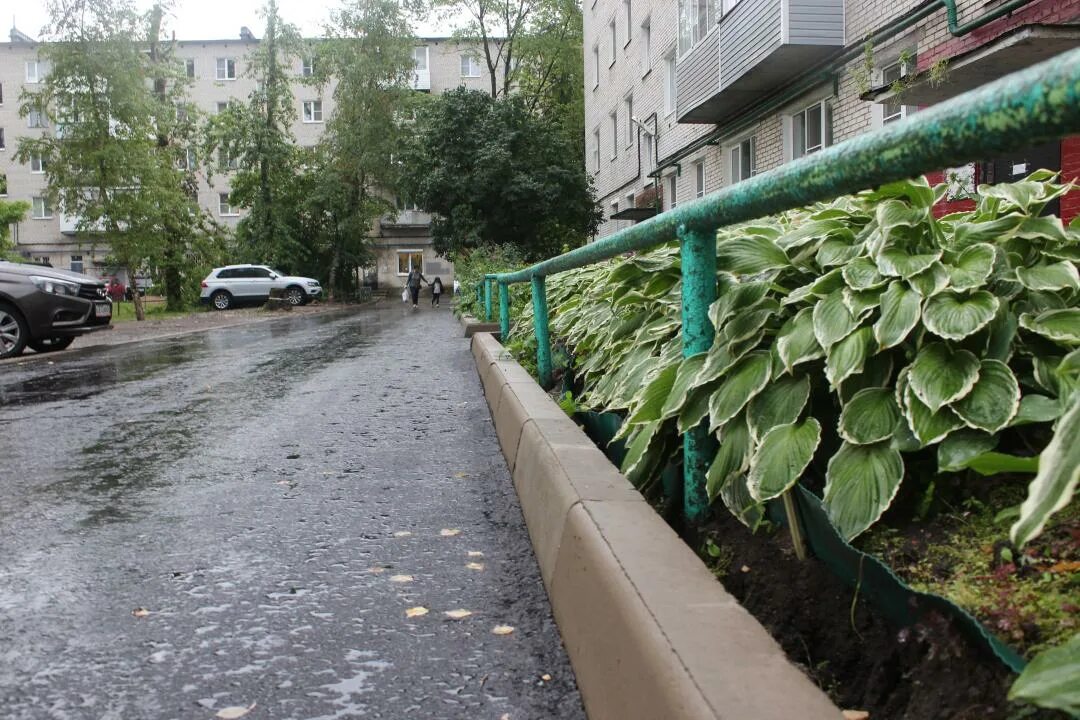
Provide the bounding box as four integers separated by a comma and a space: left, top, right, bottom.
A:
704, 510, 1069, 720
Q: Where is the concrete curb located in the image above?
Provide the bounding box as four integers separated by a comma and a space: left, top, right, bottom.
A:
471, 332, 843, 720
459, 313, 502, 338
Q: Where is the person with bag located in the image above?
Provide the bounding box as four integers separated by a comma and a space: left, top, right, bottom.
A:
404, 267, 428, 309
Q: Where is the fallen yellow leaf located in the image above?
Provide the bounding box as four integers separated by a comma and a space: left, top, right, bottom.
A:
440, 528, 461, 537
131, 608, 150, 618
444, 609, 473, 620
465, 562, 485, 571
491, 625, 515, 635
389, 575, 413, 583
367, 567, 386, 574
454, 472, 468, 478
215, 704, 256, 719
541, 674, 552, 682
405, 606, 429, 618
467, 551, 484, 557
842, 711, 870, 720
393, 531, 413, 538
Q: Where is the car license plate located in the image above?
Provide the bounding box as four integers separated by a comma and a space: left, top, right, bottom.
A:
94, 302, 112, 318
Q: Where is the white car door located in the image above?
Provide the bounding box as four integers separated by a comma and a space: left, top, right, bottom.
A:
248, 267, 276, 298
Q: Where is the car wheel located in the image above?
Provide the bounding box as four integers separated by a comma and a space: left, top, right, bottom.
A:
284, 286, 306, 306
211, 290, 233, 311
0, 303, 29, 359
27, 336, 76, 353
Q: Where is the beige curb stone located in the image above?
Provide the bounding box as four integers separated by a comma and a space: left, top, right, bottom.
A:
470, 332, 842, 720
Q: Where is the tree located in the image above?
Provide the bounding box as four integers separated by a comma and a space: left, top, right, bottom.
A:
0, 200, 30, 260
18, 0, 213, 319
402, 88, 601, 260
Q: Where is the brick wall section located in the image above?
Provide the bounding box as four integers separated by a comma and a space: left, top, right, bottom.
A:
1060, 136, 1080, 223
925, 169, 977, 217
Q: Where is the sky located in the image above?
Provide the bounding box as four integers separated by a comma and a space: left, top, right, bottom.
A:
8, 0, 461, 43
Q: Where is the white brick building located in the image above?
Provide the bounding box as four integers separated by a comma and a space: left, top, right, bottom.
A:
584, 0, 1080, 238
1, 29, 500, 290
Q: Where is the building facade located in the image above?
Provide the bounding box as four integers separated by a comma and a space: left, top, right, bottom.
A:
0, 30, 497, 290
584, 0, 1080, 239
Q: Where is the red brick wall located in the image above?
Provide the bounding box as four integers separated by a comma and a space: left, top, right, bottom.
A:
1061, 136, 1080, 223
926, 169, 978, 218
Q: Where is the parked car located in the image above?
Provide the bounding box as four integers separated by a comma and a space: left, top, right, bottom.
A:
199, 264, 322, 310
0, 261, 112, 359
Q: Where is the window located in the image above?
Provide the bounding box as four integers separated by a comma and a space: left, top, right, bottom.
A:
623, 0, 632, 45
694, 160, 705, 198
624, 95, 634, 148
460, 55, 482, 78
397, 250, 423, 275
0, 174, 7, 196
666, 174, 678, 209
185, 58, 195, 78
413, 47, 428, 71
26, 61, 41, 83
609, 19, 617, 64
878, 60, 916, 126
302, 100, 323, 123
730, 136, 757, 182
791, 100, 832, 159
30, 154, 47, 173
216, 101, 230, 114
609, 109, 618, 159
625, 192, 636, 217
218, 149, 239, 171
70, 255, 83, 274
722, 0, 741, 13
592, 128, 601, 172
0, 82, 4, 104
216, 57, 237, 80
302, 56, 316, 77
678, 0, 716, 54
32, 196, 53, 219
641, 17, 652, 75
664, 53, 676, 116
28, 109, 47, 128
178, 147, 196, 170
642, 132, 654, 178
218, 193, 237, 216
0, 128, 5, 150
592, 45, 600, 88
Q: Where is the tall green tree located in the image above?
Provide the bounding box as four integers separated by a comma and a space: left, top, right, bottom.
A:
18, 0, 212, 319
402, 88, 601, 260
205, 0, 305, 270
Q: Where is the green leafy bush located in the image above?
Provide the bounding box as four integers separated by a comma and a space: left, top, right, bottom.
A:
509, 174, 1079, 544
450, 243, 530, 320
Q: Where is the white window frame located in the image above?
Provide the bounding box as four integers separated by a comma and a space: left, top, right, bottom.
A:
640, 16, 652, 77
609, 18, 618, 65
625, 192, 636, 220
185, 58, 195, 78
664, 53, 677, 117
302, 100, 323, 123
396, 249, 424, 276
25, 61, 41, 84
666, 173, 678, 210
678, 0, 717, 56
624, 94, 634, 149
460, 55, 482, 78
32, 196, 52, 219
302, 56, 316, 77
30, 154, 46, 174
623, 0, 633, 47
786, 97, 832, 161
218, 193, 238, 216
610, 200, 619, 226
874, 59, 916, 128
592, 45, 601, 89
413, 47, 429, 71
729, 135, 757, 183
216, 57, 237, 80
0, 173, 7, 197
642, 132, 654, 181
609, 109, 618, 159
27, 109, 47, 129
592, 128, 601, 172
694, 160, 706, 198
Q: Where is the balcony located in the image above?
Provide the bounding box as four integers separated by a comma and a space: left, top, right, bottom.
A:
676, 0, 844, 124
381, 209, 432, 228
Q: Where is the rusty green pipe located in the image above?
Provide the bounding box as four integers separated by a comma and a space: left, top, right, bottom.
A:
499, 281, 510, 340
483, 275, 494, 322
531, 275, 553, 390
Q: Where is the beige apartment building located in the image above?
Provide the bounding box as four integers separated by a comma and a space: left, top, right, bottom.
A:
585, 0, 1080, 239
0, 29, 497, 290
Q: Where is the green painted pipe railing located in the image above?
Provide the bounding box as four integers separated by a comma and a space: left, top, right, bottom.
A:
494, 48, 1080, 523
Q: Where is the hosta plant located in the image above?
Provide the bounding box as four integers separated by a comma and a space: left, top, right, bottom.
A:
509, 173, 1079, 544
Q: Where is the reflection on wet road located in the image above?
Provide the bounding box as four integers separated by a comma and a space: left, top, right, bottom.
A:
0, 307, 584, 719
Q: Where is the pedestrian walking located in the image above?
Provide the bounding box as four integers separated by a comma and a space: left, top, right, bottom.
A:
405, 267, 428, 309
430, 277, 443, 307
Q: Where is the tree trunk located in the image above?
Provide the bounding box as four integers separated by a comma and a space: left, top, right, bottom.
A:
128, 265, 146, 321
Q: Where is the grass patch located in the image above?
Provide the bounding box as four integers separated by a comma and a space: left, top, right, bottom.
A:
110, 298, 201, 323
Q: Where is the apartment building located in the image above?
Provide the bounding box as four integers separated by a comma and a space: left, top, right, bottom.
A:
585, 0, 1080, 239
0, 29, 497, 289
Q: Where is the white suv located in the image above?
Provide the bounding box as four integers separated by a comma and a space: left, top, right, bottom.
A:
200, 264, 322, 310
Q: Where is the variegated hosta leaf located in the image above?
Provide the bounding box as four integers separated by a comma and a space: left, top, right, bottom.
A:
748, 419, 822, 502
825, 327, 874, 388
843, 287, 882, 317
907, 261, 950, 296
842, 256, 888, 290
985, 305, 1018, 362
876, 248, 942, 279
813, 291, 860, 350
677, 378, 721, 435
1007, 632, 1080, 715
908, 343, 981, 412
949, 216, 1024, 250
950, 359, 1020, 433
903, 382, 965, 445
748, 374, 811, 439
937, 429, 999, 472
875, 199, 928, 238
709, 281, 770, 330
706, 413, 752, 502
1019, 309, 1080, 344
808, 267, 847, 297
817, 238, 863, 267
718, 301, 778, 344
1011, 394, 1080, 547
659, 353, 708, 421
948, 243, 996, 290
716, 234, 789, 275
693, 330, 764, 389
707, 352, 772, 432
874, 281, 921, 350
840, 351, 895, 402
824, 441, 905, 540
839, 387, 902, 444
922, 290, 1000, 340
625, 362, 679, 425
719, 473, 767, 531
620, 420, 665, 486
777, 308, 824, 372
1010, 394, 1065, 426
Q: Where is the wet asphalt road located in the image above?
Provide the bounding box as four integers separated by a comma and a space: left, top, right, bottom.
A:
0, 305, 585, 720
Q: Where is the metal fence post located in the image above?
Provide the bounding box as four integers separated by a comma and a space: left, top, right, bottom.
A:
678, 225, 717, 523
499, 281, 510, 341
484, 276, 493, 322
531, 275, 553, 389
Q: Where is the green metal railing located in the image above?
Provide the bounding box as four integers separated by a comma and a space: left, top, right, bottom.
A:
492, 48, 1080, 523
